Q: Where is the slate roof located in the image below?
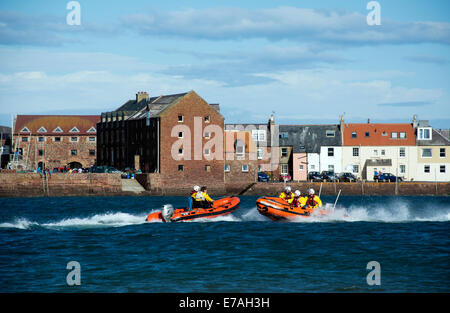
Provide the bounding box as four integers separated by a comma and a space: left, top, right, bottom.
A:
417, 129, 450, 146
278, 125, 342, 153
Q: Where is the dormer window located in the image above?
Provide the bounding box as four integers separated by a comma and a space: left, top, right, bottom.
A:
53, 126, 63, 133
69, 126, 80, 133
37, 126, 47, 133
20, 127, 30, 133
326, 130, 335, 137
87, 126, 96, 133
418, 127, 432, 140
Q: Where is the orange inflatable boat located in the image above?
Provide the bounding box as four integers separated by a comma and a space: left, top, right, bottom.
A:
146, 196, 241, 222
256, 197, 329, 221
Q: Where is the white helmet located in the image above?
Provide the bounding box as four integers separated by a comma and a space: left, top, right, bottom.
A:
193, 185, 200, 192
294, 190, 301, 197
309, 188, 315, 195
285, 186, 292, 192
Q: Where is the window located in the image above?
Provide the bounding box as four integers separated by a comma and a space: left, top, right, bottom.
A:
89, 150, 95, 156
178, 148, 183, 155
178, 131, 183, 138
326, 130, 335, 137
399, 147, 406, 157
204, 132, 210, 139
440, 148, 446, 158
205, 165, 211, 172
178, 115, 183, 122
69, 127, 80, 133
381, 149, 385, 156
71, 137, 78, 142
310, 164, 315, 170
71, 150, 77, 156
38, 149, 44, 156
328, 147, 334, 157
236, 144, 245, 157
252, 129, 266, 142
204, 148, 210, 156
399, 132, 406, 139
424, 165, 430, 173
20, 127, 30, 133
257, 148, 263, 160
440, 165, 446, 173
22, 137, 28, 142
381, 131, 387, 136
353, 148, 359, 157
178, 165, 184, 171
418, 128, 432, 140
55, 137, 61, 142
204, 116, 210, 123
351, 132, 357, 138
391, 132, 398, 139
224, 164, 230, 172
299, 165, 304, 170
89, 137, 95, 142
37, 126, 47, 133
281, 148, 288, 157
53, 126, 63, 133
365, 131, 370, 138
400, 165, 406, 174
281, 164, 288, 175
279, 132, 289, 139
353, 165, 359, 173
328, 164, 335, 171
421, 148, 432, 158
38, 137, 44, 142
373, 149, 378, 156
87, 127, 96, 133
242, 164, 249, 172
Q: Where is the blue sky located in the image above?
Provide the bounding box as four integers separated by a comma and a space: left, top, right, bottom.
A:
0, 0, 449, 128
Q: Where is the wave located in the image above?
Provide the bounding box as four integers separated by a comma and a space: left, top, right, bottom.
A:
0, 212, 150, 230
1, 200, 448, 230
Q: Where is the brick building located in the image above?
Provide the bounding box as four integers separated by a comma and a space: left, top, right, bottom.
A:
224, 130, 258, 183
11, 115, 100, 170
97, 90, 226, 191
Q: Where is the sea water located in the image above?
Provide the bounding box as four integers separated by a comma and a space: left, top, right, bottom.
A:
0, 195, 448, 292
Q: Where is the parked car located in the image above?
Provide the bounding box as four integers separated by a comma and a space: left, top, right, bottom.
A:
339, 172, 357, 182
321, 171, 339, 182
280, 174, 292, 182
258, 172, 270, 182
308, 171, 323, 182
377, 173, 403, 182
90, 165, 122, 174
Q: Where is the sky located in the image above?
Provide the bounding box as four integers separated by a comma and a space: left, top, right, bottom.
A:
0, 0, 449, 128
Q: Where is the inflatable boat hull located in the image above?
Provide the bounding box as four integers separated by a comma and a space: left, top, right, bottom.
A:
256, 196, 329, 221
146, 196, 240, 222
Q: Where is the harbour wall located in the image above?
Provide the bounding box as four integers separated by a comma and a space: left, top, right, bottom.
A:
0, 173, 449, 197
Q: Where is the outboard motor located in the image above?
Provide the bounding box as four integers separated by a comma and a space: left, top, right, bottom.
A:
161, 204, 174, 223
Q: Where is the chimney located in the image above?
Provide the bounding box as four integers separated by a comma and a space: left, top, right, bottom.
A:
412, 114, 418, 129
136, 91, 149, 103
340, 115, 345, 144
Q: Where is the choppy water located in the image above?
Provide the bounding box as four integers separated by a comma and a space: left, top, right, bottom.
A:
0, 195, 449, 292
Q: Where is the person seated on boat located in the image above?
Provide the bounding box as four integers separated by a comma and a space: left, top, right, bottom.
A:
304, 188, 322, 209
291, 190, 306, 208
279, 186, 294, 203
188, 185, 201, 210
194, 186, 214, 209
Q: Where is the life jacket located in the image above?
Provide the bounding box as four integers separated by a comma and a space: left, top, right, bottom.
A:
195, 192, 206, 201
281, 191, 293, 200
292, 196, 301, 207
306, 195, 317, 207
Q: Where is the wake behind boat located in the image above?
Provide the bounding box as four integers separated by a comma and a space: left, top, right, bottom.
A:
146, 196, 241, 222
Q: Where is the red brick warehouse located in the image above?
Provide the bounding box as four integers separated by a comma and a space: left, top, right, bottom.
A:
12, 115, 100, 170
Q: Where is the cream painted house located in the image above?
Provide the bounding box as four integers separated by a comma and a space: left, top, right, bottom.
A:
415, 123, 450, 182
